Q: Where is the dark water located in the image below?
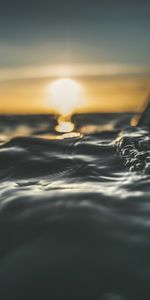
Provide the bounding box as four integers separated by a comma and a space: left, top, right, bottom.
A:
0, 113, 150, 300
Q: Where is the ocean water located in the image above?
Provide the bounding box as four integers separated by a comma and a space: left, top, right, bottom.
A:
0, 113, 150, 300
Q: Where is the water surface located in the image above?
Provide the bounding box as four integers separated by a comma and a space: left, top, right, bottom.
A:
0, 113, 150, 300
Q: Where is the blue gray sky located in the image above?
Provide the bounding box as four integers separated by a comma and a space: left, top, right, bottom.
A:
0, 0, 150, 70
0, 0, 150, 114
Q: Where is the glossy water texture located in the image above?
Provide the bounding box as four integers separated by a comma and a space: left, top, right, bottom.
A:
0, 114, 150, 300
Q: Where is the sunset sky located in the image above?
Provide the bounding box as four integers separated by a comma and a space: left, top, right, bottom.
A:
0, 0, 150, 113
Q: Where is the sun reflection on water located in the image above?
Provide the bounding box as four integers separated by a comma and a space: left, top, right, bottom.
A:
55, 116, 75, 133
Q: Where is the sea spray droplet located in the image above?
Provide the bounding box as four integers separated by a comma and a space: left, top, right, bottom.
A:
137, 100, 150, 128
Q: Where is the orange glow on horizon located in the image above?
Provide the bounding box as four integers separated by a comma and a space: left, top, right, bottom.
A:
0, 71, 149, 114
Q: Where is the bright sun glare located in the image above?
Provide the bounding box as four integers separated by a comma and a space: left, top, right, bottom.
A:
50, 78, 81, 116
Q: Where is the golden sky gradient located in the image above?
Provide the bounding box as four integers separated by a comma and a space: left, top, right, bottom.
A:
0, 64, 149, 114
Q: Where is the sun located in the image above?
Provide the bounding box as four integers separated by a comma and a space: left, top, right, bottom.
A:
49, 78, 81, 116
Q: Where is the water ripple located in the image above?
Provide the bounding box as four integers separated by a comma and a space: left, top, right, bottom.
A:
0, 114, 150, 299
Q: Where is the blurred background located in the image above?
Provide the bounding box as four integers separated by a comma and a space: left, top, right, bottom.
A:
0, 0, 150, 114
